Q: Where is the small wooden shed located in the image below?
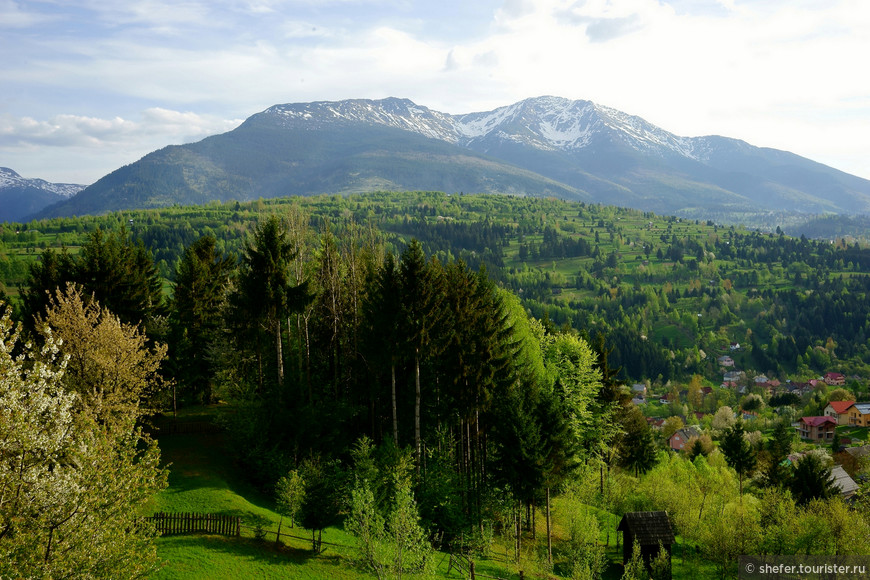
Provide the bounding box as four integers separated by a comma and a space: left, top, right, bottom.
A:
617, 511, 675, 573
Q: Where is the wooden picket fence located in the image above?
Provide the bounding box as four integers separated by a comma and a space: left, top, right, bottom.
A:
147, 512, 240, 537
152, 420, 224, 436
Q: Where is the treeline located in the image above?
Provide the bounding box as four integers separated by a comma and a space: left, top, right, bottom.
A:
18, 210, 645, 556
5, 191, 870, 383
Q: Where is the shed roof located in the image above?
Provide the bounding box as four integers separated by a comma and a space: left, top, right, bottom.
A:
617, 511, 675, 545
832, 466, 859, 497
845, 445, 870, 459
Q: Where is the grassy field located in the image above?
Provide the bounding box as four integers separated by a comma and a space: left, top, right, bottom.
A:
149, 407, 527, 579
148, 407, 724, 579
149, 407, 367, 579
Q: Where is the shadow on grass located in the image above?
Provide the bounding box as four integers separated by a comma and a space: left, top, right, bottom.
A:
160, 534, 333, 565
156, 429, 279, 514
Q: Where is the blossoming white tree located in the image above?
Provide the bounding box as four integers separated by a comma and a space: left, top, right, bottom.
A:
0, 298, 166, 578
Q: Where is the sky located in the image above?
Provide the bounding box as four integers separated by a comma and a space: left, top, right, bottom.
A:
2, 0, 870, 185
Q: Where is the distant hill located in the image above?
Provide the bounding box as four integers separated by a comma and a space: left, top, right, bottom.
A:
35, 97, 870, 219
0, 167, 85, 222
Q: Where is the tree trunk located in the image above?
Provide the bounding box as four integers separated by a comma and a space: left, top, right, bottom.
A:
546, 487, 552, 566
415, 349, 421, 467
600, 463, 604, 495
304, 312, 312, 403
392, 363, 398, 446
532, 501, 536, 539
275, 319, 284, 390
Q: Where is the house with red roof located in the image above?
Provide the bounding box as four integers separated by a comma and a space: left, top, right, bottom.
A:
796, 416, 837, 441
824, 401, 855, 425
669, 426, 702, 451
824, 372, 846, 386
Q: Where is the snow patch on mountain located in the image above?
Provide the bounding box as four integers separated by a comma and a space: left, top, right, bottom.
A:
0, 167, 85, 197
259, 96, 742, 164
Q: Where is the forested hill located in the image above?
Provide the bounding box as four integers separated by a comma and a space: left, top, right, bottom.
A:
4, 191, 870, 386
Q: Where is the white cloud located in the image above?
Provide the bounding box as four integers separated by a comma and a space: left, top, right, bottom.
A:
3, 0, 870, 182
0, 0, 54, 28
0, 109, 243, 183
0, 110, 240, 148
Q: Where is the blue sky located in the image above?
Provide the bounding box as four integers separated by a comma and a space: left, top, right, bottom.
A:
2, 0, 870, 184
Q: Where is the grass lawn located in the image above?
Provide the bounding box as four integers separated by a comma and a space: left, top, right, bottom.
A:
149, 406, 723, 579
150, 408, 369, 579
836, 425, 869, 443
149, 408, 521, 579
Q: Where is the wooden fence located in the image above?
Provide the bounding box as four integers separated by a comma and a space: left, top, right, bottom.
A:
151, 420, 224, 436
147, 512, 240, 537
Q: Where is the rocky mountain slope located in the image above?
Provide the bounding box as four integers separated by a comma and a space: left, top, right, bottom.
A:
34, 97, 870, 219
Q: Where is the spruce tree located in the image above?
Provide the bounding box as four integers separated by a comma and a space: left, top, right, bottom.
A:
170, 235, 235, 404
790, 453, 836, 505
398, 240, 440, 463
233, 214, 309, 397
720, 420, 757, 497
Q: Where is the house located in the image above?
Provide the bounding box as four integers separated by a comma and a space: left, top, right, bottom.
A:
632, 383, 647, 395
824, 372, 846, 386
846, 402, 870, 427
700, 387, 713, 396
754, 374, 769, 385
669, 427, 701, 451
717, 355, 734, 367
617, 511, 675, 574
729, 342, 741, 351
796, 416, 837, 441
723, 370, 744, 383
787, 381, 813, 396
646, 418, 665, 430
824, 401, 855, 425
831, 465, 859, 498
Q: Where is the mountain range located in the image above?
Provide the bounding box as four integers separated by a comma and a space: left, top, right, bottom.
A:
14, 96, 870, 221
0, 167, 84, 223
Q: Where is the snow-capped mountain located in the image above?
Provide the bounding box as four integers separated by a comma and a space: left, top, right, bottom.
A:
455, 96, 697, 158
0, 167, 85, 222
0, 167, 84, 198
262, 96, 697, 157
37, 97, 870, 219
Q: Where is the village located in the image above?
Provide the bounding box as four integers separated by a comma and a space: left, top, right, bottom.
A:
628, 343, 869, 503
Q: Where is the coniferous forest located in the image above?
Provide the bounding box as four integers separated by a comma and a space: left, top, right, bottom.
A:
2, 191, 870, 579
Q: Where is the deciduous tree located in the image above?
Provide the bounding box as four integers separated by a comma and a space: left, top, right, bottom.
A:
0, 305, 166, 579
37, 283, 167, 432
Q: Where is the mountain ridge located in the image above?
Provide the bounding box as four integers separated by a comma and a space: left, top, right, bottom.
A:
28, 96, 870, 220
0, 167, 85, 222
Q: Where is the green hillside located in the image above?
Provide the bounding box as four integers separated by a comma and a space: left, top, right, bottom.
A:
4, 191, 870, 579
5, 191, 870, 383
